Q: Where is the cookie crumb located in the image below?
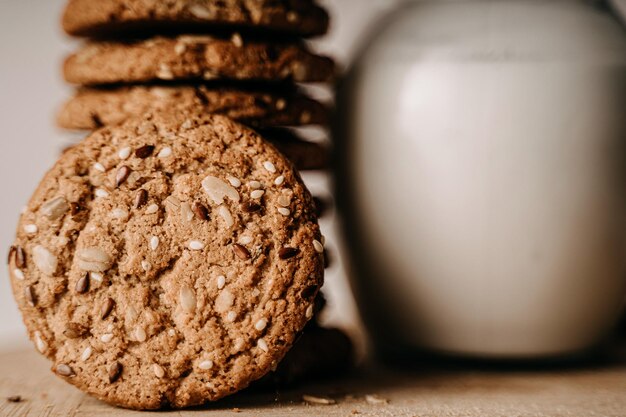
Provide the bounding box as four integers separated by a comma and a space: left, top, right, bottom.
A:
303, 394, 336, 405
7, 395, 22, 403
365, 394, 389, 405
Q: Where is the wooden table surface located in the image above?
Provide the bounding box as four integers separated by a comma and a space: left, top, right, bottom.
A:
1, 346, 626, 417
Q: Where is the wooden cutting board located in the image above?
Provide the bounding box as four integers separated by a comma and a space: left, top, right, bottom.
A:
1, 347, 625, 416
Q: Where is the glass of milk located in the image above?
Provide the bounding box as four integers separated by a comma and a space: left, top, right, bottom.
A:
337, 0, 626, 358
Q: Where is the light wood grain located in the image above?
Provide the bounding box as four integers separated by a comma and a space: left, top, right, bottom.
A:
1, 348, 626, 416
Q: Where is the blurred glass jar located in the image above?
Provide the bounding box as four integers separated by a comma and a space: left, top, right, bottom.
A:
336, 0, 626, 358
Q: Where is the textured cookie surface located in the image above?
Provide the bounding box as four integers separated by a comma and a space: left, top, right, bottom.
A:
64, 36, 335, 85
57, 85, 328, 130
8, 112, 324, 409
62, 0, 329, 38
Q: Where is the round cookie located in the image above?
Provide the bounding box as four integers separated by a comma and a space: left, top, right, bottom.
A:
62, 0, 330, 38
8, 112, 325, 409
57, 85, 329, 130
64, 35, 336, 85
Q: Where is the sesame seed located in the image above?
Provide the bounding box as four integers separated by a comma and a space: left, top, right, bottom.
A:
277, 207, 290, 216
306, 305, 314, 318
91, 271, 103, 282
13, 269, 24, 280
34, 331, 47, 353
249, 181, 262, 189
55, 364, 75, 377
255, 318, 268, 331
250, 190, 264, 199
218, 205, 234, 228
321, 235, 326, 246
227, 176, 241, 187
93, 162, 106, 172
95, 189, 109, 198
274, 175, 285, 185
238, 235, 253, 245
145, 204, 159, 214
257, 338, 269, 352
81, 346, 93, 361
118, 147, 131, 159
24, 224, 38, 234
150, 236, 159, 251
226, 311, 237, 322
313, 239, 324, 253
153, 363, 165, 378
188, 240, 205, 250
141, 260, 152, 271
263, 161, 276, 173
199, 360, 214, 370
135, 326, 147, 342
179, 285, 196, 313
251, 289, 260, 297
101, 333, 114, 343
217, 275, 226, 290
157, 147, 172, 158
168, 329, 176, 336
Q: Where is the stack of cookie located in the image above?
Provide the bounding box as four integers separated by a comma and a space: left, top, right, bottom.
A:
57, 0, 335, 173
27, 0, 352, 407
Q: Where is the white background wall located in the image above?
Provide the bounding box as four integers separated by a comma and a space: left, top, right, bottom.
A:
0, 0, 401, 351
